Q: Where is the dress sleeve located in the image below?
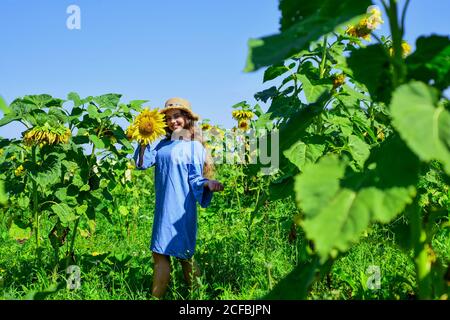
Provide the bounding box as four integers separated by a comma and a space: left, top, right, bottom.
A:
187, 142, 213, 208
133, 142, 157, 170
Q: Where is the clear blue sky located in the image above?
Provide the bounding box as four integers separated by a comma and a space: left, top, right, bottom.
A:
1, 0, 449, 139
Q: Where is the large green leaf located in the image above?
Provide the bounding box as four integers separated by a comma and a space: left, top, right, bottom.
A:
89, 135, 105, 149
93, 94, 121, 109
336, 84, 371, 108
245, 0, 371, 72
33, 153, 63, 189
406, 35, 450, 90
283, 138, 325, 171
0, 96, 11, 115
279, 0, 322, 32
23, 94, 63, 108
391, 81, 450, 175
263, 64, 290, 83
51, 203, 78, 226
297, 74, 332, 103
67, 92, 82, 107
348, 134, 370, 168
347, 44, 392, 103
294, 136, 420, 260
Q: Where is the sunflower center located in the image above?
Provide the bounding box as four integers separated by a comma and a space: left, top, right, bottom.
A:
139, 120, 154, 135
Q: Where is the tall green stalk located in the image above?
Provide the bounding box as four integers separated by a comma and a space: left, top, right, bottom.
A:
386, 0, 433, 299
66, 218, 80, 269
31, 145, 40, 261
319, 35, 328, 79
387, 0, 407, 87
409, 198, 432, 299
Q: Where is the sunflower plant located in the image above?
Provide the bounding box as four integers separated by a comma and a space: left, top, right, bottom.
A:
244, 0, 450, 299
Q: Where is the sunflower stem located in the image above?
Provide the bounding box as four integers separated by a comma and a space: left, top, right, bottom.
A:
31, 145, 40, 262
319, 35, 328, 79
387, 0, 407, 88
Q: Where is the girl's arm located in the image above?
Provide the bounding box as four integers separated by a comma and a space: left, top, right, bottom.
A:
133, 143, 158, 170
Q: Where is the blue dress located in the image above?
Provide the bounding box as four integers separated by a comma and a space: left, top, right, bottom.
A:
133, 139, 213, 260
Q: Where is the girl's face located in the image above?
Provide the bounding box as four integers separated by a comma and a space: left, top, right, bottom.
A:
165, 109, 186, 132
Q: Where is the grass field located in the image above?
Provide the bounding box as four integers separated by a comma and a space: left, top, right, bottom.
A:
1, 165, 448, 300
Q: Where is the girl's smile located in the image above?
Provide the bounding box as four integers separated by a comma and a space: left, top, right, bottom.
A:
165, 109, 186, 132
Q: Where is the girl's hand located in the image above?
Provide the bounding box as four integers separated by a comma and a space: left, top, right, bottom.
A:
204, 180, 224, 192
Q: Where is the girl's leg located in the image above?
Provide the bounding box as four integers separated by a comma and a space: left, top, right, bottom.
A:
179, 257, 201, 288
152, 252, 171, 299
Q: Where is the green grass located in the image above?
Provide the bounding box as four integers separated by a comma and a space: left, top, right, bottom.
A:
1, 168, 449, 300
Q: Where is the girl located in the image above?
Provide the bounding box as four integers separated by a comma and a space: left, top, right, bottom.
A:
134, 97, 224, 299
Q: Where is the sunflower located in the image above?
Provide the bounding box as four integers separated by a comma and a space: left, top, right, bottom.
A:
332, 73, 346, 89
126, 108, 167, 146
232, 110, 254, 121
201, 123, 212, 131
345, 6, 384, 41
14, 165, 25, 176
238, 120, 250, 131
210, 126, 225, 139
23, 123, 71, 146
389, 41, 412, 58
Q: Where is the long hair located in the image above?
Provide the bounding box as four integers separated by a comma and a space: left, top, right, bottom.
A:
164, 110, 215, 179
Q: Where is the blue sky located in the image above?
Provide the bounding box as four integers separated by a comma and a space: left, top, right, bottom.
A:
0, 0, 449, 139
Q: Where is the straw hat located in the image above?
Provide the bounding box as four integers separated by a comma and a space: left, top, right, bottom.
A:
160, 97, 199, 121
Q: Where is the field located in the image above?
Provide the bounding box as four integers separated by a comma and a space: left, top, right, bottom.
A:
0, 163, 448, 300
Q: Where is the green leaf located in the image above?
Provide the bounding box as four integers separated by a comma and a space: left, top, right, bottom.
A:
0, 115, 22, 127
93, 94, 122, 109
75, 204, 88, 216
98, 109, 113, 119
87, 104, 99, 118
348, 135, 370, 168
347, 45, 392, 103
51, 203, 78, 226
9, 220, 31, 241
263, 64, 290, 83
283, 139, 325, 171
0, 96, 12, 115
267, 94, 300, 118
23, 94, 53, 107
89, 135, 105, 149
245, 0, 371, 72
326, 115, 353, 137
336, 84, 371, 108
67, 92, 82, 107
297, 74, 332, 103
294, 136, 420, 261
55, 187, 77, 206
34, 154, 62, 189
391, 81, 450, 175
254, 87, 279, 103
406, 35, 450, 90
279, 0, 322, 32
